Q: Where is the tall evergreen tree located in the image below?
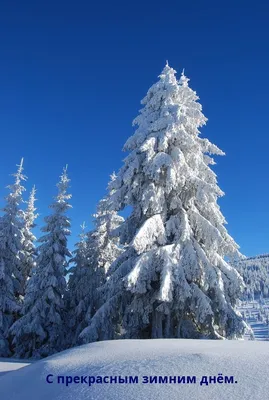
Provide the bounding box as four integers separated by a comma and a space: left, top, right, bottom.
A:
80, 63, 246, 344
0, 159, 26, 356
10, 167, 72, 358
21, 186, 38, 296
66, 196, 123, 348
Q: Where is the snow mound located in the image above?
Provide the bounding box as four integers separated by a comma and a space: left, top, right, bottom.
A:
0, 339, 268, 400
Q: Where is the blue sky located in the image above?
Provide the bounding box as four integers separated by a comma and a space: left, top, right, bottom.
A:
0, 0, 268, 256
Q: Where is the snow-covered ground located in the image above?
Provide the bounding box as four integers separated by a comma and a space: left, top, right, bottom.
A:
237, 299, 269, 340
0, 339, 268, 400
0, 358, 31, 377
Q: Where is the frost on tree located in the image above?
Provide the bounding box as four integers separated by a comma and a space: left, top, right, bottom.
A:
66, 196, 124, 347
10, 167, 72, 358
0, 258, 19, 357
21, 186, 38, 295
64, 222, 90, 348
80, 63, 246, 343
233, 254, 269, 299
0, 159, 26, 356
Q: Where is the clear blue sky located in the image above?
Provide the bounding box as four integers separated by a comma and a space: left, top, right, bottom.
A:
0, 0, 268, 257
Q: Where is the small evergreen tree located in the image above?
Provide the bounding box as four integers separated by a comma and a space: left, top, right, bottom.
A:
0, 159, 26, 356
64, 222, 90, 348
80, 63, 246, 344
66, 196, 123, 348
10, 167, 72, 358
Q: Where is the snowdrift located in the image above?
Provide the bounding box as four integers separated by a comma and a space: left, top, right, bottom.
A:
0, 339, 268, 400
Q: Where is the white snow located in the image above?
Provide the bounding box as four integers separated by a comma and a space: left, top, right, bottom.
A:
0, 339, 268, 400
132, 214, 166, 254
0, 358, 30, 377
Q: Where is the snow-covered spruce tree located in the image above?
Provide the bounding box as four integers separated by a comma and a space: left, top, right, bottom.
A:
65, 196, 124, 348
21, 186, 38, 296
64, 222, 89, 348
90, 196, 124, 277
0, 159, 27, 356
80, 63, 246, 343
10, 167, 72, 358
